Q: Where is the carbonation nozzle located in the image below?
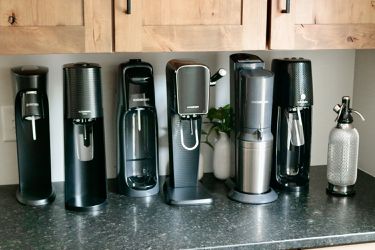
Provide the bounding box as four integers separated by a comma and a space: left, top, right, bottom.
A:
333, 96, 365, 123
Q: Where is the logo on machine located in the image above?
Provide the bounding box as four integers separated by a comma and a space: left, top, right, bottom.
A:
297, 94, 308, 104
251, 100, 269, 104
26, 103, 39, 107
78, 110, 91, 116
187, 106, 199, 109
133, 98, 150, 102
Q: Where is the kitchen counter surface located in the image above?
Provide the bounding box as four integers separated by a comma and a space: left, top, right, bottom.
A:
1, 166, 375, 249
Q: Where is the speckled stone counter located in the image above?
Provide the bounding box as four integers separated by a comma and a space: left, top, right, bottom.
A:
1, 166, 375, 249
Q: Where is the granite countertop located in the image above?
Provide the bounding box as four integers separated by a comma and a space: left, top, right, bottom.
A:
1, 166, 375, 249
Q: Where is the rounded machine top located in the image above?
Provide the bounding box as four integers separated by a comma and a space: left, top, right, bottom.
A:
12, 65, 48, 76
280, 57, 311, 62
271, 58, 313, 108
11, 66, 48, 95
63, 62, 100, 69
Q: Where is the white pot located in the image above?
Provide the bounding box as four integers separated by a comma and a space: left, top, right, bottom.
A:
213, 132, 231, 180
198, 150, 204, 180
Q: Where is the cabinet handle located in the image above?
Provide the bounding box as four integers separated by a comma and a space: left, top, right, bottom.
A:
281, 0, 290, 13
126, 0, 131, 14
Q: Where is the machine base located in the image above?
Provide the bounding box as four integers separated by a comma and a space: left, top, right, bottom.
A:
122, 186, 159, 198
164, 182, 213, 206
228, 188, 278, 204
326, 183, 355, 196
225, 178, 278, 204
65, 198, 107, 212
281, 183, 309, 192
16, 188, 55, 206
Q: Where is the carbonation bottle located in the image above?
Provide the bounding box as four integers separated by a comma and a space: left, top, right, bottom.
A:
327, 96, 365, 196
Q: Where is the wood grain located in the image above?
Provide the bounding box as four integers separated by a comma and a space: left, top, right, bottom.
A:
143, 0, 241, 26
84, 0, 112, 53
269, 0, 295, 49
0, 26, 85, 54
295, 24, 375, 49
115, 0, 143, 51
313, 0, 375, 24
115, 0, 267, 52
0, 0, 83, 26
269, 0, 375, 49
0, 0, 112, 54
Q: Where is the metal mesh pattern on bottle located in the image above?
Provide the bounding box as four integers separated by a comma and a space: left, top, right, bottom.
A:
327, 128, 359, 186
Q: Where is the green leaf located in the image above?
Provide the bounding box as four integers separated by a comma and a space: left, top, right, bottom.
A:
204, 104, 233, 137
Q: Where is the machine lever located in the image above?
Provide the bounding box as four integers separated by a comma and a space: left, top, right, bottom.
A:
180, 119, 199, 151
210, 69, 227, 86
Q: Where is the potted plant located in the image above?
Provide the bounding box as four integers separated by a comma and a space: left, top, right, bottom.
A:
201, 104, 233, 180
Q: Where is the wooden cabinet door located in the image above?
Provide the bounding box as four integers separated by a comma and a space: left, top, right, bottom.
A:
114, 0, 267, 52
269, 0, 375, 49
0, 0, 112, 54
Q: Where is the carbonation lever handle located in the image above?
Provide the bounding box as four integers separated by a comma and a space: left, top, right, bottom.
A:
210, 69, 227, 86
281, 0, 291, 13
334, 104, 343, 122
126, 0, 131, 14
180, 119, 199, 151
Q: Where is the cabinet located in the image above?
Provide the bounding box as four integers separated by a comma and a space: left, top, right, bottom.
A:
114, 0, 267, 52
0, 0, 112, 54
269, 0, 375, 49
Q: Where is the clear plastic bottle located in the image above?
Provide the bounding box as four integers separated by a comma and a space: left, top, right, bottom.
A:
326, 96, 364, 196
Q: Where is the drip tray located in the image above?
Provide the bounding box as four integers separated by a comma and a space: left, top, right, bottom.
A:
127, 175, 156, 190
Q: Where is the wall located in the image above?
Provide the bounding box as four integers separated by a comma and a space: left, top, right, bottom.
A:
0, 50, 355, 185
353, 50, 375, 176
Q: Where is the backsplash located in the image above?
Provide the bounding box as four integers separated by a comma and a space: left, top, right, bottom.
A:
0, 50, 355, 184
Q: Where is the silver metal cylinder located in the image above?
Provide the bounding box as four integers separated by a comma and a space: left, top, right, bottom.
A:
237, 139, 273, 194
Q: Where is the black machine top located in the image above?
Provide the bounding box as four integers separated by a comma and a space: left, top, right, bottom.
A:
120, 59, 155, 109
63, 62, 103, 119
272, 58, 313, 108
166, 59, 210, 116
63, 62, 101, 69
11, 66, 48, 94
230, 53, 264, 70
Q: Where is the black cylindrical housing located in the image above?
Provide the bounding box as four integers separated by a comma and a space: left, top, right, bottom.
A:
21, 91, 44, 119
239, 69, 274, 130
12, 66, 48, 96
63, 62, 107, 211
63, 63, 103, 119
272, 58, 313, 108
11, 66, 55, 206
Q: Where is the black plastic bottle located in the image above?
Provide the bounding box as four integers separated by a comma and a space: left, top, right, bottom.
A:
63, 63, 107, 211
12, 66, 55, 206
